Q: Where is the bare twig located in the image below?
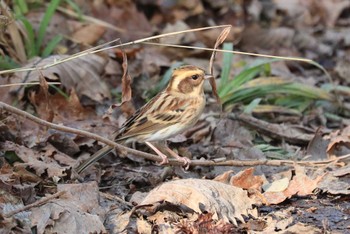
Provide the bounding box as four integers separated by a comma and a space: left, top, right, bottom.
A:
4, 191, 65, 218
0, 101, 163, 163
1, 101, 349, 168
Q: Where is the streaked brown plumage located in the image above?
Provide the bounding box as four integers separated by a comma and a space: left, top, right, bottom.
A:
76, 65, 212, 173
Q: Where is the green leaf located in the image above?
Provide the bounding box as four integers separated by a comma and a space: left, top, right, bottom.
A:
18, 17, 37, 57
3, 151, 22, 165
244, 98, 261, 114
42, 34, 63, 57
14, 0, 28, 14
219, 43, 233, 91
219, 59, 278, 97
0, 56, 19, 69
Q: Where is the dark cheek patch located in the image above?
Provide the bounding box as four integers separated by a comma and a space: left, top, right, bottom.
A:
178, 79, 193, 93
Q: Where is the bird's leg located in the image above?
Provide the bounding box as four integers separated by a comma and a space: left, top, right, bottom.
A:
145, 141, 169, 165
164, 146, 191, 169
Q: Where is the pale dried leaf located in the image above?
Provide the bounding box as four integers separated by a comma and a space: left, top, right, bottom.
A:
138, 178, 255, 228
263, 177, 289, 193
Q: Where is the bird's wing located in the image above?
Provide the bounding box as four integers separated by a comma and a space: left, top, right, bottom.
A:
114, 91, 192, 141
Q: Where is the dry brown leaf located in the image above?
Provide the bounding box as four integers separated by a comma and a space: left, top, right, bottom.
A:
175, 212, 235, 233
121, 49, 132, 103
326, 125, 350, 155
208, 25, 231, 105
30, 182, 105, 234
286, 166, 325, 196
1, 141, 75, 178
137, 178, 255, 231
263, 191, 287, 205
32, 73, 54, 122
213, 170, 234, 184
264, 166, 325, 204
71, 24, 106, 45
317, 173, 350, 195
230, 168, 264, 191
306, 127, 329, 160
13, 54, 110, 103
29, 86, 93, 121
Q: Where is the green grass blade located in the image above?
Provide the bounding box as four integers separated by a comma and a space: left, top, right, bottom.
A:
37, 0, 61, 53
244, 98, 261, 114
219, 42, 233, 91
42, 35, 63, 57
14, 0, 28, 15
18, 17, 36, 58
219, 59, 278, 97
0, 56, 19, 69
65, 0, 83, 20
222, 76, 333, 109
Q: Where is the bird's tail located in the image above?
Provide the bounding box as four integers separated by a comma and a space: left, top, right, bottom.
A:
76, 145, 114, 174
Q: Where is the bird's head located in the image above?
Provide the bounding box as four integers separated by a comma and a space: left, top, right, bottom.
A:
166, 65, 212, 96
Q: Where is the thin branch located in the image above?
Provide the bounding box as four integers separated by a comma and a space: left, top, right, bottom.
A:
1, 101, 348, 168
0, 101, 163, 163
4, 191, 65, 218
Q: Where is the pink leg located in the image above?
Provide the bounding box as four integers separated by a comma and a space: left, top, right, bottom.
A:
145, 142, 169, 165
164, 146, 191, 169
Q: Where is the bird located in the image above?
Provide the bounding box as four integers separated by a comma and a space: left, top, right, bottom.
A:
76, 65, 212, 173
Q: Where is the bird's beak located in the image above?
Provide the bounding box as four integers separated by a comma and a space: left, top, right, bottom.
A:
204, 74, 213, 80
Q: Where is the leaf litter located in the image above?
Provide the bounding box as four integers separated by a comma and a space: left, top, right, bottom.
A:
1, 1, 350, 233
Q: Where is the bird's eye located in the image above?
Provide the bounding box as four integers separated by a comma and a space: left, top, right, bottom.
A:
191, 74, 199, 80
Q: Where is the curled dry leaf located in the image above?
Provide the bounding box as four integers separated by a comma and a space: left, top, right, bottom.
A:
137, 178, 256, 231
13, 54, 110, 103
207, 25, 231, 105
121, 49, 132, 103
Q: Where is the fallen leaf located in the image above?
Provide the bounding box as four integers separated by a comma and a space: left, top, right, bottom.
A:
326, 125, 350, 155
317, 173, 350, 195
230, 168, 264, 191
30, 182, 106, 234
283, 222, 322, 233
306, 127, 329, 160
1, 141, 75, 178
71, 24, 106, 45
213, 170, 234, 184
332, 164, 350, 177
137, 178, 256, 229
13, 54, 110, 103
263, 166, 325, 204
284, 166, 325, 196
263, 177, 290, 193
